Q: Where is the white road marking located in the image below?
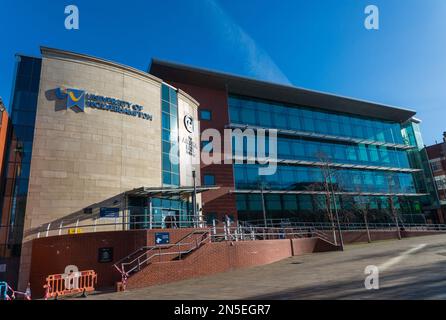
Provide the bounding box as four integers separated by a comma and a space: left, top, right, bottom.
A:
378, 244, 427, 272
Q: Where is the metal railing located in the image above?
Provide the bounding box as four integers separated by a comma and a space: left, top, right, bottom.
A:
114, 230, 210, 276
113, 230, 211, 290
27, 214, 207, 239
112, 224, 339, 290
209, 221, 336, 245
242, 219, 446, 232
5, 216, 446, 242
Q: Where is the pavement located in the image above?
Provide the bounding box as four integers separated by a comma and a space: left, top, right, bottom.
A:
85, 234, 446, 300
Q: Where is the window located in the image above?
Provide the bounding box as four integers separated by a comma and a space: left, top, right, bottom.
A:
435, 175, 446, 190
203, 174, 215, 186
200, 109, 212, 121
161, 84, 180, 186
227, 95, 406, 144
431, 160, 443, 172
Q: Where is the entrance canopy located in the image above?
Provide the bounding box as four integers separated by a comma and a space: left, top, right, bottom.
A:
125, 186, 220, 199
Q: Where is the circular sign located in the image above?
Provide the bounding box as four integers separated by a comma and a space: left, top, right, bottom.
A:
184, 115, 194, 133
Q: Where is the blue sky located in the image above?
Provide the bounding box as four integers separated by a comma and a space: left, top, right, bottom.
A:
1, 0, 445, 144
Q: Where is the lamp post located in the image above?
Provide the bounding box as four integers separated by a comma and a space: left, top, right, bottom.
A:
259, 179, 268, 228
192, 170, 197, 227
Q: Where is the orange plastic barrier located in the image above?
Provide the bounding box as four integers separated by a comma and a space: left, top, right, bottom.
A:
43, 270, 97, 299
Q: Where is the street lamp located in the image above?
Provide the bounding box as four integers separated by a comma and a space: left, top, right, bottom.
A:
192, 170, 197, 227
258, 179, 268, 227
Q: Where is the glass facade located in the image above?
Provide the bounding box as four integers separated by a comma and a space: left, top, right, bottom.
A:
0, 56, 41, 256
161, 84, 180, 187
229, 95, 404, 144
235, 194, 424, 224
128, 196, 194, 229
228, 94, 430, 223
234, 135, 410, 169
402, 120, 439, 208
234, 164, 416, 194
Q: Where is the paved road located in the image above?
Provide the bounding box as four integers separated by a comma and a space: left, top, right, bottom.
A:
87, 234, 446, 300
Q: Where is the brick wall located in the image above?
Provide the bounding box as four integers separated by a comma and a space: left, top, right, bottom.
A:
125, 238, 339, 290
290, 238, 340, 256
29, 228, 203, 298
126, 240, 294, 290
28, 229, 441, 297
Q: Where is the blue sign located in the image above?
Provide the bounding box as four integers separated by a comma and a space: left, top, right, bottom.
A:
55, 87, 153, 121
55, 88, 86, 112
155, 232, 170, 245
100, 207, 119, 218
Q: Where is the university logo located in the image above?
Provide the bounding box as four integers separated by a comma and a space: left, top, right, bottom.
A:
52, 87, 153, 121
184, 115, 194, 133
55, 87, 85, 112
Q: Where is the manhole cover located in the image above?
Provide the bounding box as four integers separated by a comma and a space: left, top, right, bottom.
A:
291, 261, 303, 265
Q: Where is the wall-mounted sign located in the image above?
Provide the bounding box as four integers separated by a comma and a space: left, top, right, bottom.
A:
68, 228, 82, 234
182, 136, 198, 157
0, 264, 6, 273
100, 207, 120, 218
155, 232, 170, 245
98, 248, 114, 263
55, 87, 153, 121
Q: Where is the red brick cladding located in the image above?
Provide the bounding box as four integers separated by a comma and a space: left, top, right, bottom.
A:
29, 228, 201, 298
167, 81, 237, 222
426, 142, 446, 178
28, 229, 445, 297
125, 238, 339, 290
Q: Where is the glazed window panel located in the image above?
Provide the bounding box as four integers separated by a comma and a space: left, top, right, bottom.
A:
161, 85, 170, 102
233, 164, 417, 194
228, 94, 406, 144
200, 110, 212, 121
161, 84, 180, 187
229, 106, 240, 123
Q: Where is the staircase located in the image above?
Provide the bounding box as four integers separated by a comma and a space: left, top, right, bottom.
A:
113, 230, 210, 288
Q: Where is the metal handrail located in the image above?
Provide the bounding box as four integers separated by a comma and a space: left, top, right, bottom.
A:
113, 229, 209, 269
32, 215, 208, 239
12, 217, 446, 241
241, 220, 446, 231
114, 230, 210, 275
124, 236, 210, 275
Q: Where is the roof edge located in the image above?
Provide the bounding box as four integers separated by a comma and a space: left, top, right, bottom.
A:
41, 46, 164, 85
150, 58, 417, 123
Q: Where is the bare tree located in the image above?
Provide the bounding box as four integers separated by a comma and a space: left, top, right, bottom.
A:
387, 173, 402, 240
353, 195, 372, 243
305, 152, 344, 249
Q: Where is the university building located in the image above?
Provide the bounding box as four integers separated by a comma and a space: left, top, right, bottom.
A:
150, 59, 438, 225
0, 47, 439, 292
426, 133, 446, 221
0, 48, 207, 289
